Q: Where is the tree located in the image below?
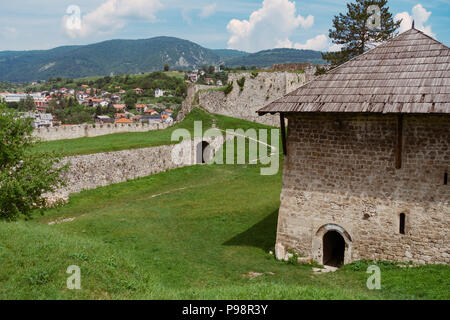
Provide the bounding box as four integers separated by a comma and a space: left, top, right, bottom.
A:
124, 94, 137, 108
0, 104, 67, 220
18, 95, 35, 112
315, 66, 328, 76
164, 63, 170, 72
323, 0, 400, 66
95, 105, 103, 116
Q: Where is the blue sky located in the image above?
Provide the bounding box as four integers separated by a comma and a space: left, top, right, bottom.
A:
0, 0, 448, 52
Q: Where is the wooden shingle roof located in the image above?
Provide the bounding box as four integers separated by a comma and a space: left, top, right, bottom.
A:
258, 28, 450, 115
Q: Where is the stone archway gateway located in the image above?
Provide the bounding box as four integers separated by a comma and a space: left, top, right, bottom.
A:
313, 224, 353, 267
196, 141, 211, 164
323, 231, 345, 267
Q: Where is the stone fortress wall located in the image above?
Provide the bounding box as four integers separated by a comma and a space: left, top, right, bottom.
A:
33, 122, 171, 142
196, 72, 312, 126
52, 135, 228, 198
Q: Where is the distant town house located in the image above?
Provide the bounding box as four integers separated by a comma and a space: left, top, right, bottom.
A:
136, 104, 148, 113
0, 92, 42, 103
115, 113, 127, 119
144, 109, 158, 115
111, 95, 121, 102
113, 104, 126, 112
155, 88, 164, 98
34, 97, 47, 108
94, 115, 114, 124
188, 73, 198, 82
115, 117, 133, 124
140, 114, 162, 124
36, 106, 48, 113
29, 113, 53, 128
89, 98, 103, 107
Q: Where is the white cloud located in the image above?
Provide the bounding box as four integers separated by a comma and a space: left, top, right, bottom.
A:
293, 34, 328, 51
275, 39, 293, 49
395, 4, 435, 38
277, 34, 341, 52
200, 3, 217, 18
63, 0, 163, 38
226, 0, 314, 52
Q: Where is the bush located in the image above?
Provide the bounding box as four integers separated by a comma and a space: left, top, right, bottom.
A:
237, 77, 246, 91
0, 104, 68, 220
223, 82, 233, 95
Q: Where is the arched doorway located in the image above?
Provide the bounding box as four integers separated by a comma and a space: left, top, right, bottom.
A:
322, 231, 346, 267
196, 141, 211, 164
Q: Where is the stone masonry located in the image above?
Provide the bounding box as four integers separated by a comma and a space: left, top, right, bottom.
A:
276, 114, 449, 265
33, 122, 171, 141
53, 135, 227, 197
198, 72, 312, 126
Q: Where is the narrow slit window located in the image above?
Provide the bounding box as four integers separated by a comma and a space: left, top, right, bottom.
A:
399, 213, 406, 235
445, 172, 448, 185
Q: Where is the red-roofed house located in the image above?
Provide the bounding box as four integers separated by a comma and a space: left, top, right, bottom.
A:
136, 104, 148, 113
113, 104, 126, 111
144, 109, 159, 115
115, 113, 127, 119
115, 118, 133, 124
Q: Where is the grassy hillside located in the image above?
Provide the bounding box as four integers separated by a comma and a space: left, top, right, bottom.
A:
0, 162, 448, 299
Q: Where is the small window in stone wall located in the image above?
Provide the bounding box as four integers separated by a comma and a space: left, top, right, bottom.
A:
445, 172, 448, 185
399, 213, 406, 235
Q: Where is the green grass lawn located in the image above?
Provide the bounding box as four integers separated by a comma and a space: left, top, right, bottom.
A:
0, 162, 448, 299
3, 110, 449, 299
163, 71, 186, 80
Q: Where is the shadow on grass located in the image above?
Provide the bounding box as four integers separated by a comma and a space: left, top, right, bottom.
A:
223, 210, 279, 252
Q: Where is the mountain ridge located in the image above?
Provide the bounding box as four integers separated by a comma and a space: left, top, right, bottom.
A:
0, 36, 325, 82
